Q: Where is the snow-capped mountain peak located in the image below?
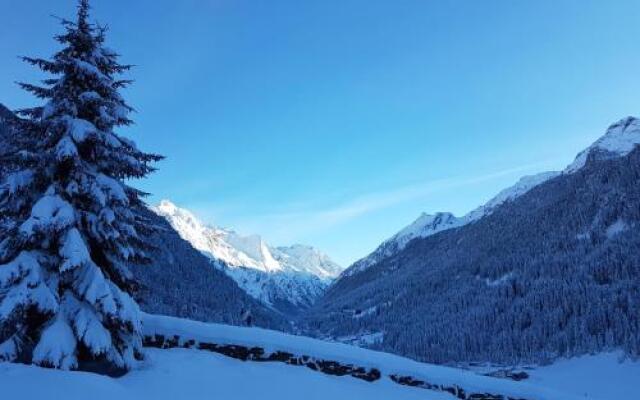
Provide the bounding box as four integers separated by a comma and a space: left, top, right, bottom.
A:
393, 212, 462, 248
155, 200, 212, 253
154, 200, 283, 273
274, 244, 343, 280
345, 211, 464, 276
566, 116, 640, 173
152, 200, 343, 312
343, 117, 640, 278
224, 231, 282, 273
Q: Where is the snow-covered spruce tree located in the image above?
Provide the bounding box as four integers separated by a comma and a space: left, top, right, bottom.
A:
0, 0, 162, 374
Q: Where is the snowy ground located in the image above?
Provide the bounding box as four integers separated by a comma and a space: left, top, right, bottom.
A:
142, 314, 624, 400
2, 349, 635, 400
0, 314, 637, 400
526, 352, 640, 400
0, 348, 450, 400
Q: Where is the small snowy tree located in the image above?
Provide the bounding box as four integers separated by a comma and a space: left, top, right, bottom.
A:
0, 0, 162, 373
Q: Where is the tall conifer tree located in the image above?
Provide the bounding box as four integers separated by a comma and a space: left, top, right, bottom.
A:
0, 0, 162, 372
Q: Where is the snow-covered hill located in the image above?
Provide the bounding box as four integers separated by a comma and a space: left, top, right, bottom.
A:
153, 201, 342, 314
2, 313, 635, 400
344, 116, 640, 277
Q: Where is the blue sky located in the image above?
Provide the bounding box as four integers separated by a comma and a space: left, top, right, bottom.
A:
2, 0, 640, 266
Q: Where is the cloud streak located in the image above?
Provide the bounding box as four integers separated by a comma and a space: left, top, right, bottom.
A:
212, 158, 561, 244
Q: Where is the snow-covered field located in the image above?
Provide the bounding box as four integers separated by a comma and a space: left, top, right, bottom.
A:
0, 348, 450, 400
2, 314, 635, 400
526, 352, 640, 400
1, 348, 634, 400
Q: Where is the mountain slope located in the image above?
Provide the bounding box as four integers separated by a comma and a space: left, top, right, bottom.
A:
343, 117, 640, 279
130, 207, 289, 331
344, 171, 561, 278
345, 212, 464, 277
153, 201, 342, 315
307, 117, 640, 365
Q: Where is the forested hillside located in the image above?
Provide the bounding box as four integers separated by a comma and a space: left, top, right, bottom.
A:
306, 142, 640, 364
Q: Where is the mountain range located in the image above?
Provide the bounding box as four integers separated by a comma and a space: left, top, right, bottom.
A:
153, 200, 343, 316
129, 206, 290, 330
344, 117, 640, 279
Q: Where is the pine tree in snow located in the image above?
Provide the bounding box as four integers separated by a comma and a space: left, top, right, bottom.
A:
0, 0, 162, 373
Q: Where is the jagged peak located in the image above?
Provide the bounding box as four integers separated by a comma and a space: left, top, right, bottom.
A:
151, 200, 343, 310
156, 199, 179, 214
152, 200, 342, 277
606, 116, 639, 134
273, 244, 343, 280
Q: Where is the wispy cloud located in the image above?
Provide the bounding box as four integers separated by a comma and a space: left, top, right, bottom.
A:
192, 158, 562, 244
